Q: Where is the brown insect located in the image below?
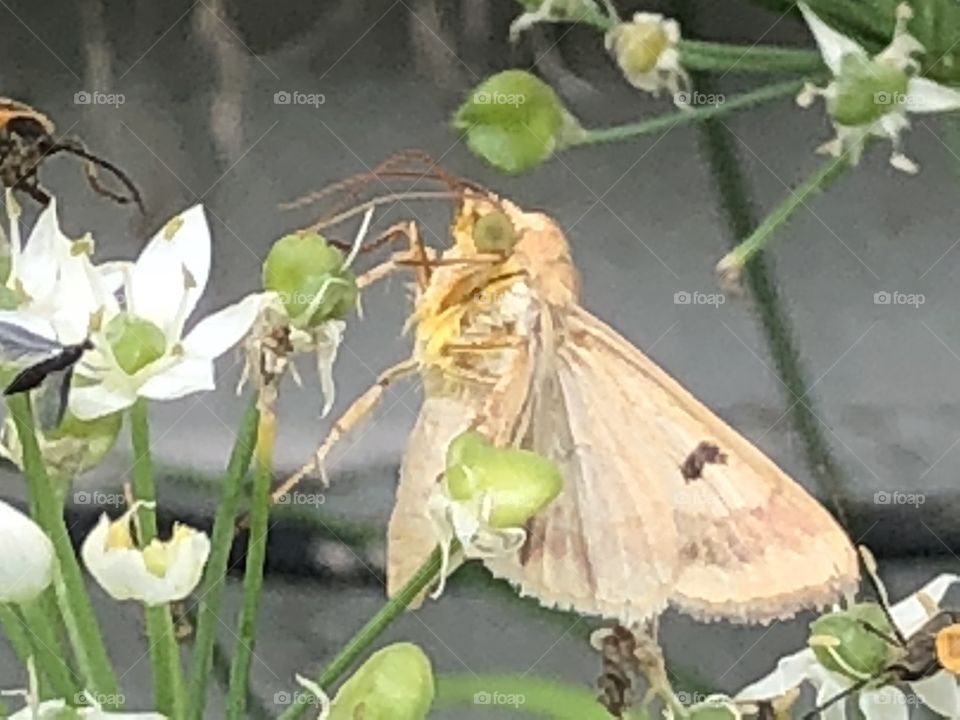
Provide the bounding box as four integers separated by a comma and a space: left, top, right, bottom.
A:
0, 98, 143, 211
680, 441, 728, 481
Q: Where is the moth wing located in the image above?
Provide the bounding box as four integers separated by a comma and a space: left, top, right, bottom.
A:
0, 315, 62, 364
560, 306, 859, 623
387, 389, 477, 598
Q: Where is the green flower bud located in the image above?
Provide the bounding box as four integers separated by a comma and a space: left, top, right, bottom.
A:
830, 54, 910, 127
453, 70, 584, 173
472, 209, 519, 253
444, 430, 563, 528
329, 643, 435, 720
0, 285, 20, 310
105, 313, 166, 375
263, 233, 358, 326
607, 19, 670, 76
809, 603, 897, 681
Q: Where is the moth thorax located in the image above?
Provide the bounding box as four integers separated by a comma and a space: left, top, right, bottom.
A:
471, 281, 535, 334
935, 624, 960, 674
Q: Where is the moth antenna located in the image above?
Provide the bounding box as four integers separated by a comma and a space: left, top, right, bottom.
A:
48, 140, 145, 213
858, 545, 908, 645
801, 677, 872, 720
855, 618, 905, 648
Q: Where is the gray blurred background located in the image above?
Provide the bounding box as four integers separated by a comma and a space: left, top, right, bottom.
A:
1, 0, 960, 717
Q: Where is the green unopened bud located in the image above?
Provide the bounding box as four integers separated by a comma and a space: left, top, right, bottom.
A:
454, 70, 584, 173
830, 54, 909, 127
329, 643, 435, 720
607, 19, 670, 76
263, 233, 358, 326
472, 209, 519, 253
444, 430, 563, 528
809, 603, 897, 680
105, 313, 166, 375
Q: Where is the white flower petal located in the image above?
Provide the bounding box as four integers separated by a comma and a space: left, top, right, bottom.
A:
138, 357, 215, 401
81, 514, 211, 606
816, 675, 853, 720
905, 77, 960, 114
891, 573, 960, 635
0, 499, 54, 603
129, 205, 211, 337
0, 310, 58, 342
16, 200, 67, 302
736, 648, 819, 700
859, 687, 908, 720
912, 672, 960, 718
48, 254, 102, 344
70, 382, 137, 420
182, 293, 270, 359
798, 2, 867, 75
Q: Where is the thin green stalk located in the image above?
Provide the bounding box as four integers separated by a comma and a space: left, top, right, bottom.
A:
276, 545, 451, 720
187, 399, 259, 719
574, 78, 808, 146
129, 398, 187, 719
716, 153, 850, 280
680, 41, 824, 74
0, 603, 34, 666
695, 73, 851, 524
6, 394, 120, 702
18, 597, 79, 699
225, 406, 277, 720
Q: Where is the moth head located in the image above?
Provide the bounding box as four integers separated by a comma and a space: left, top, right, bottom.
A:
935, 623, 960, 675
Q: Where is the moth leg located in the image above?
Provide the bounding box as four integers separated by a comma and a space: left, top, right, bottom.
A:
271, 358, 419, 503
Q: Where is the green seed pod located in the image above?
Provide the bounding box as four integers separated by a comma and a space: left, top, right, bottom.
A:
105, 313, 167, 375
263, 233, 358, 326
444, 430, 563, 528
809, 603, 898, 681
472, 209, 519, 253
329, 643, 435, 720
830, 54, 910, 127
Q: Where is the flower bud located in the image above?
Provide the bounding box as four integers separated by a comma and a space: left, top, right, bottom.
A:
0, 499, 54, 604
329, 642, 434, 720
263, 233, 358, 327
105, 313, 166, 375
607, 17, 671, 77
444, 430, 563, 528
830, 55, 909, 127
454, 70, 584, 173
809, 603, 897, 680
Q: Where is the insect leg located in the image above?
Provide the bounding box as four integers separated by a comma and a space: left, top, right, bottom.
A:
271, 358, 419, 503
14, 173, 51, 206
802, 677, 872, 719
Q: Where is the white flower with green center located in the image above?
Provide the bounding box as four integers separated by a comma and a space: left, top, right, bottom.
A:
80, 503, 211, 606
70, 205, 274, 420
606, 12, 689, 103
798, 2, 960, 173
0, 499, 54, 604
737, 574, 960, 720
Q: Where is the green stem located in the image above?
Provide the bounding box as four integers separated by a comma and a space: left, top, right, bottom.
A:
716, 153, 850, 279
18, 597, 79, 699
188, 399, 259, 719
574, 78, 808, 146
129, 398, 187, 719
679, 41, 824, 74
277, 545, 451, 720
225, 407, 276, 720
0, 604, 34, 666
695, 73, 851, 524
6, 394, 120, 703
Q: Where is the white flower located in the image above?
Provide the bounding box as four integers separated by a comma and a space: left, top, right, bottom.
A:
737, 574, 960, 720
70, 205, 273, 420
605, 12, 689, 104
0, 499, 54, 604
80, 504, 211, 606
797, 2, 960, 173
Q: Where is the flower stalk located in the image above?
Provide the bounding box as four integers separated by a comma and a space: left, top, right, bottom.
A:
129, 398, 188, 719
6, 393, 121, 703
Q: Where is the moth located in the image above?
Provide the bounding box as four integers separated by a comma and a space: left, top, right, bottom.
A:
0, 318, 91, 426
276, 179, 859, 625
